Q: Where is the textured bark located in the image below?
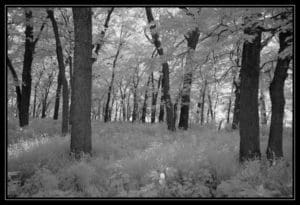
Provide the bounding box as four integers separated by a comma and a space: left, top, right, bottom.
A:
200, 80, 207, 125
259, 89, 267, 125
239, 21, 262, 162
158, 78, 165, 122
47, 9, 69, 135
151, 73, 161, 123
178, 28, 200, 130
53, 78, 62, 120
232, 74, 241, 129
146, 7, 175, 131
132, 87, 138, 122
7, 57, 22, 124
71, 8, 92, 159
267, 29, 292, 161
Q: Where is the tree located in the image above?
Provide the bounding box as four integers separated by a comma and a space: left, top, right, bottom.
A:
145, 7, 175, 131
239, 15, 262, 162
19, 8, 46, 127
47, 9, 69, 135
178, 8, 201, 130
71, 7, 92, 158
267, 11, 292, 161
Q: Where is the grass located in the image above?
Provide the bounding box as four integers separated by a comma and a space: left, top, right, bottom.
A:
7, 118, 293, 198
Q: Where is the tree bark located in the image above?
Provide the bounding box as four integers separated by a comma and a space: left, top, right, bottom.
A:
200, 80, 207, 125
151, 73, 161, 123
232, 74, 241, 129
178, 28, 200, 130
267, 29, 292, 161
145, 7, 175, 131
259, 88, 268, 125
239, 20, 262, 162
47, 9, 69, 135
7, 57, 22, 124
227, 77, 235, 124
132, 86, 138, 122
158, 76, 165, 122
71, 7, 92, 159
104, 41, 121, 122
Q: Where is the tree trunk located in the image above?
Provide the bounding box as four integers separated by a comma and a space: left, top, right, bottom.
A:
19, 9, 35, 127
178, 28, 200, 130
267, 29, 292, 161
200, 80, 207, 125
132, 87, 138, 122
53, 78, 62, 120
227, 77, 235, 124
145, 7, 175, 131
71, 8, 92, 159
239, 21, 262, 162
7, 57, 22, 124
32, 85, 37, 118
259, 89, 267, 125
232, 74, 241, 129
104, 42, 121, 122
141, 75, 151, 123
126, 93, 131, 121
151, 73, 161, 123
158, 80, 165, 122
47, 9, 69, 135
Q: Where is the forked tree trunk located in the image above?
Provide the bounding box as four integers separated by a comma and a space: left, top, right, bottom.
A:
146, 8, 175, 131
267, 29, 292, 161
71, 8, 92, 159
47, 9, 69, 135
239, 19, 262, 162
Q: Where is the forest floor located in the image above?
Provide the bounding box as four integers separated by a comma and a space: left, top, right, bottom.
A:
7, 118, 293, 198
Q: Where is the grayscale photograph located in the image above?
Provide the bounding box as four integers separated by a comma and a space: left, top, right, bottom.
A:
5, 4, 294, 199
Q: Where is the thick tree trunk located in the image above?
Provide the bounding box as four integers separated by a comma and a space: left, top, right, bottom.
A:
71, 8, 92, 159
47, 9, 69, 135
141, 75, 151, 123
266, 29, 292, 161
151, 73, 161, 123
178, 28, 200, 130
239, 22, 262, 162
20, 9, 35, 127
146, 7, 175, 131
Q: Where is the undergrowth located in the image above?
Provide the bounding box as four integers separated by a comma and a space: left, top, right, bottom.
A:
7, 118, 293, 198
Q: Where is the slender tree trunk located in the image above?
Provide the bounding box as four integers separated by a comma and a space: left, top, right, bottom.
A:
207, 92, 214, 121
178, 28, 200, 130
151, 73, 161, 123
104, 43, 121, 122
158, 80, 165, 122
32, 85, 37, 118
69, 56, 74, 125
146, 7, 175, 131
132, 87, 138, 122
141, 75, 151, 123
71, 8, 92, 159
47, 9, 69, 135
53, 78, 62, 119
232, 74, 241, 129
200, 80, 207, 125
226, 77, 235, 123
239, 21, 262, 162
126, 93, 131, 121
267, 29, 292, 161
